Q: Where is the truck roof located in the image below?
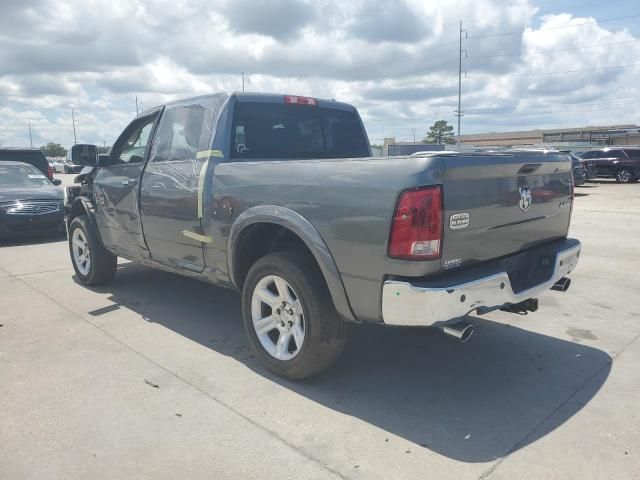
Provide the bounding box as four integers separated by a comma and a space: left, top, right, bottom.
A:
155, 92, 357, 113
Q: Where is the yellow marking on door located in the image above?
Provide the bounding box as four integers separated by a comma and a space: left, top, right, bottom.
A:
181, 230, 213, 243
196, 149, 224, 159
197, 159, 209, 219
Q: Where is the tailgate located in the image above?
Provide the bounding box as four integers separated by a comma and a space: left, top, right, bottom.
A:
440, 153, 572, 269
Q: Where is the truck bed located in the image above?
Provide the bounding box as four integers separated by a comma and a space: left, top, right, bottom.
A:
213, 150, 573, 322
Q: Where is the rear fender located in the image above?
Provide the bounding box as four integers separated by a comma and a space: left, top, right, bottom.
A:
228, 205, 357, 322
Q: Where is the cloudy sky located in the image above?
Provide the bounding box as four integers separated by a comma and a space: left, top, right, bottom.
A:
1, 0, 639, 148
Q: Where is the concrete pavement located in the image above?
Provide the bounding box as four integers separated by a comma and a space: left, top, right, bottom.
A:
1, 177, 639, 479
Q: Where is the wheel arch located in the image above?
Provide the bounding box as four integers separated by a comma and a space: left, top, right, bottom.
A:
67, 196, 96, 222
228, 206, 357, 322
66, 196, 107, 246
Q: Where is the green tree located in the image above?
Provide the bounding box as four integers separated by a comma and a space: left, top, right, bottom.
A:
424, 120, 455, 145
40, 142, 67, 157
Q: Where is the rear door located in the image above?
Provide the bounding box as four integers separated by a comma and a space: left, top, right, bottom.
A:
93, 110, 160, 257
592, 150, 625, 176
439, 153, 572, 268
139, 99, 215, 272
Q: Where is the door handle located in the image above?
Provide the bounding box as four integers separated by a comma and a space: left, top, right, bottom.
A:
122, 179, 138, 186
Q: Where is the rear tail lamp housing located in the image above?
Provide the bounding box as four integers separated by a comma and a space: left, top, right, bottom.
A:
284, 95, 318, 106
388, 185, 443, 260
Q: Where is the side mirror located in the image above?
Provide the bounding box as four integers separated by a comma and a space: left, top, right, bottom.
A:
70, 144, 98, 166
52, 179, 62, 186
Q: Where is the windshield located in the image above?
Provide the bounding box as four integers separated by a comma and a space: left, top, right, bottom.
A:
0, 164, 52, 188
231, 102, 369, 160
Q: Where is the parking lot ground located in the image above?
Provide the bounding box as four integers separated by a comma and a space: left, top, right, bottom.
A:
1, 178, 639, 480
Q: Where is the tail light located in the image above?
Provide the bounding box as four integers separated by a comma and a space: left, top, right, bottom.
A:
47, 165, 54, 180
388, 186, 443, 260
284, 95, 318, 106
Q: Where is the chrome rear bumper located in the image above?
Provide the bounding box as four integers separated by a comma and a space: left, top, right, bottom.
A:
382, 241, 581, 327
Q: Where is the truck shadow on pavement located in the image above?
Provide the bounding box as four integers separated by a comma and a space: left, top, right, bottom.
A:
88, 262, 612, 464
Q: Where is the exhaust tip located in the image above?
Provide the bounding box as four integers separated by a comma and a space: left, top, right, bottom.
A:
551, 277, 571, 292
441, 322, 474, 343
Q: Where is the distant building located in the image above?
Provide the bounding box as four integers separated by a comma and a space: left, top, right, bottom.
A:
459, 124, 640, 148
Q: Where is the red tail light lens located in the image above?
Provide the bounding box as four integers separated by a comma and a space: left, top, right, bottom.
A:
388, 186, 443, 260
47, 165, 54, 180
284, 95, 318, 106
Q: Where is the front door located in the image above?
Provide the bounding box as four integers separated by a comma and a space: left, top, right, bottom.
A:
94, 111, 159, 258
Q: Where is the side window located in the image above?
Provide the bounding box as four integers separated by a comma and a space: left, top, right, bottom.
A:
112, 116, 157, 164
625, 150, 640, 159
609, 150, 626, 159
150, 104, 207, 163
581, 151, 595, 159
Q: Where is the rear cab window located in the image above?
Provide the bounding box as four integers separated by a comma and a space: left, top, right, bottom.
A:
230, 100, 370, 160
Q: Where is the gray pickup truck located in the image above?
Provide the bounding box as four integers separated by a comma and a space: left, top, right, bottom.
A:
65, 92, 581, 379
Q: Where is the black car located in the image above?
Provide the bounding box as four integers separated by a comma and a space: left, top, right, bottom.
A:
569, 153, 586, 186
578, 148, 640, 183
0, 148, 54, 181
0, 161, 65, 238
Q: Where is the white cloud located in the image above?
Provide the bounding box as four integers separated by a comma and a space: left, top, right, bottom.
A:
0, 0, 638, 148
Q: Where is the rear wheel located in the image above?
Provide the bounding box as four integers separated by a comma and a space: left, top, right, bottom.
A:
242, 251, 347, 380
616, 168, 634, 183
68, 215, 117, 285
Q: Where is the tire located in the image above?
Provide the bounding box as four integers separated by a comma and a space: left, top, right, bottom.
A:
68, 215, 117, 285
241, 251, 347, 380
615, 168, 635, 183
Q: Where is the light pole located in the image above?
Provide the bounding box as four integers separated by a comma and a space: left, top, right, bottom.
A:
455, 20, 468, 150
71, 109, 78, 144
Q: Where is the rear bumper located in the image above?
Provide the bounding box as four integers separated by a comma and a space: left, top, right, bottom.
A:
382, 239, 581, 327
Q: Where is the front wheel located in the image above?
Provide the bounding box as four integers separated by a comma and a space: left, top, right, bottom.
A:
616, 168, 635, 183
68, 215, 117, 285
242, 251, 347, 380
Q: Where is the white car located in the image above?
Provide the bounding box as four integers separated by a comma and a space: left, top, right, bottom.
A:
47, 158, 66, 173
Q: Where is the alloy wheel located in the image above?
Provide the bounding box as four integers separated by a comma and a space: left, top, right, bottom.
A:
251, 274, 306, 361
71, 228, 91, 276
617, 169, 632, 183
